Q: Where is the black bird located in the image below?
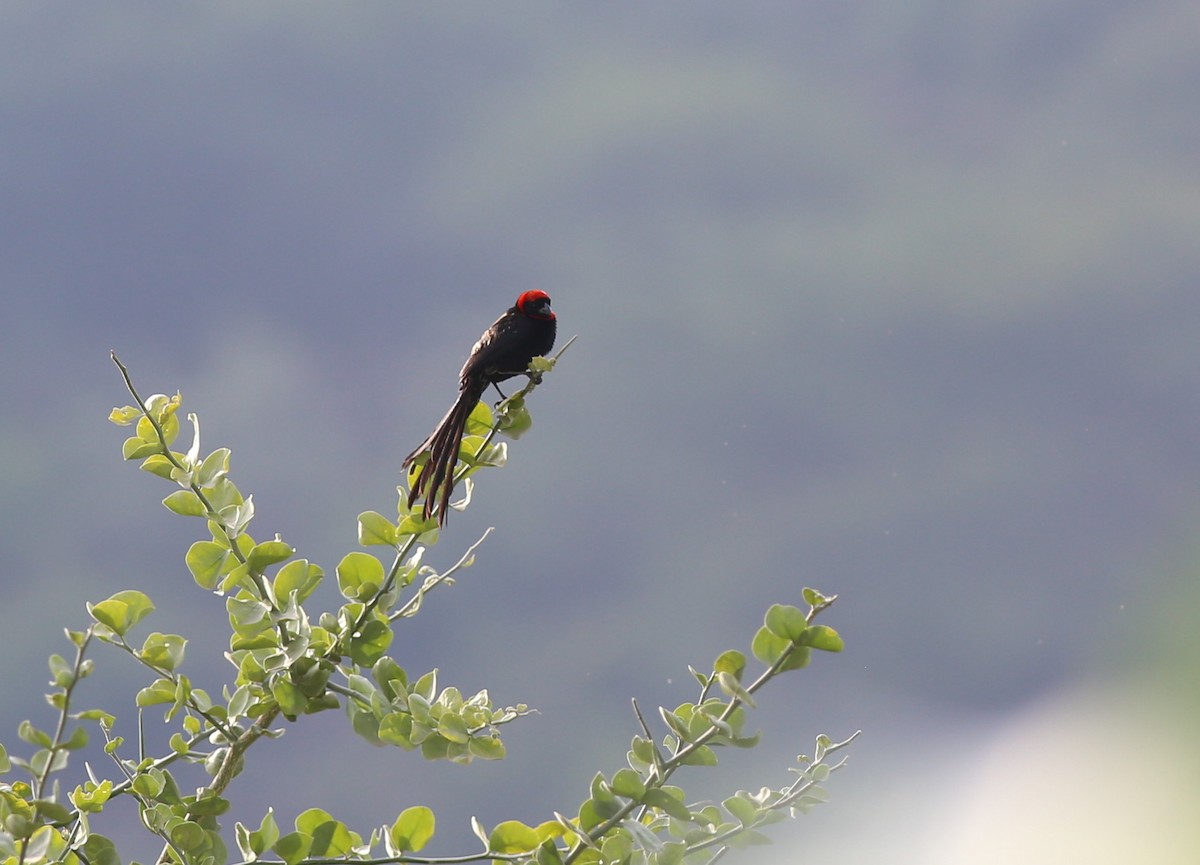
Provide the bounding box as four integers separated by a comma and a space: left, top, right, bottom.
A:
403, 291, 557, 525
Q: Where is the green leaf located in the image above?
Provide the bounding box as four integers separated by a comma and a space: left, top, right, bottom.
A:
135, 413, 160, 442
496, 395, 532, 438
274, 558, 324, 604
247, 539, 294, 572
412, 669, 437, 703
81, 834, 121, 865
536, 839, 565, 865
169, 820, 206, 852
779, 645, 811, 671
679, 744, 719, 766
659, 707, 693, 742
715, 671, 756, 706
251, 809, 281, 856
196, 448, 231, 488
474, 441, 507, 466
189, 794, 229, 817
145, 391, 182, 423
272, 679, 307, 719
235, 823, 254, 860
122, 435, 159, 460
799, 624, 844, 652
47, 653, 73, 688
610, 768, 646, 800
273, 832, 311, 865
397, 511, 439, 540
132, 415, 159, 448
630, 735, 656, 764
32, 796, 71, 825
464, 400, 494, 435
489, 820, 540, 854
751, 626, 810, 671
764, 604, 808, 641
139, 453, 176, 480
134, 678, 173, 709
723, 794, 758, 827
139, 632, 187, 672
28, 746, 68, 778
68, 779, 111, 813
373, 657, 409, 697
167, 677, 191, 721
589, 772, 614, 804
296, 808, 354, 857
467, 735, 505, 760
305, 693, 339, 714
390, 806, 435, 853
131, 772, 164, 799
89, 590, 155, 636
714, 649, 746, 681
163, 490, 207, 517
378, 712, 413, 748
220, 494, 256, 537
185, 541, 229, 590
206, 477, 244, 513
109, 405, 141, 425
436, 712, 469, 744
19, 719, 52, 747
458, 434, 487, 464
751, 626, 782, 665
641, 788, 692, 822
358, 511, 398, 546
576, 798, 606, 832
349, 706, 382, 745
724, 828, 773, 848
803, 586, 835, 607
336, 551, 385, 600
292, 658, 333, 698
350, 620, 393, 667
219, 561, 253, 596
227, 596, 272, 636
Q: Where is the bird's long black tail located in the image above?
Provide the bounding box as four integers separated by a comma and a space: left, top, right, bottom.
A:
402, 381, 487, 526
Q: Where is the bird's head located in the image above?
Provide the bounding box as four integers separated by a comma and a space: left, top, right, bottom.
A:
516, 290, 555, 321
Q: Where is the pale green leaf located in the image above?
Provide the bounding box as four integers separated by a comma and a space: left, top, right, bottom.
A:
89, 590, 155, 636
163, 490, 207, 517
389, 806, 435, 853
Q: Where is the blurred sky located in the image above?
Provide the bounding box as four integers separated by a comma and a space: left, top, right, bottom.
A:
3, 3, 1199, 863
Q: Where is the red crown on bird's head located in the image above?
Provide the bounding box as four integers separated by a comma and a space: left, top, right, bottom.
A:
516, 290, 555, 320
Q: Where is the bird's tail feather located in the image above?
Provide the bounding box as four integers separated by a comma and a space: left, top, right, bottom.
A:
403, 382, 486, 525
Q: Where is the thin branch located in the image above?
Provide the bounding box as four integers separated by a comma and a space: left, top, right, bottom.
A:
631, 698, 654, 741
351, 533, 419, 636
389, 528, 494, 622
111, 353, 277, 616
681, 733, 860, 859
562, 599, 842, 864
19, 629, 95, 865
98, 723, 190, 865
107, 632, 235, 743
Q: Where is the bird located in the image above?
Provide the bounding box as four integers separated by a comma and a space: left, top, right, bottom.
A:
402, 290, 557, 526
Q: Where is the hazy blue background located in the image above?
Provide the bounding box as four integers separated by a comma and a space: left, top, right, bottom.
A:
3, 3, 1199, 862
